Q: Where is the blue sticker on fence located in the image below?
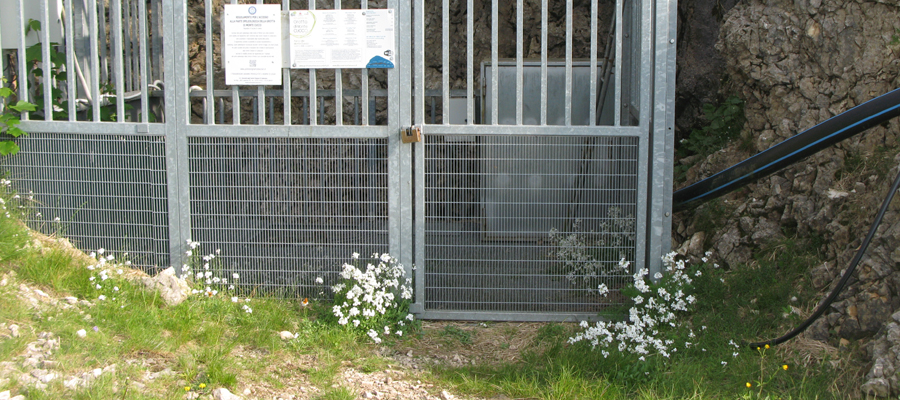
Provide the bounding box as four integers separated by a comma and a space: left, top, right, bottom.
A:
366, 55, 394, 69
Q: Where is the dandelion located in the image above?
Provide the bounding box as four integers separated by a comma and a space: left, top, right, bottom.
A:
746, 382, 752, 388
185, 386, 191, 391
782, 364, 788, 370
199, 383, 206, 389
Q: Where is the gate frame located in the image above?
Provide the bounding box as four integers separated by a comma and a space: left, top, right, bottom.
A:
6, 0, 675, 322
409, 0, 677, 321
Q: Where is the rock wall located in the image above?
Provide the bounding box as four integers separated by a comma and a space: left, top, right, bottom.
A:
674, 0, 900, 396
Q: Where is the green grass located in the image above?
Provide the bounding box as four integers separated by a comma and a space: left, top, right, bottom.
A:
0, 184, 861, 399
421, 234, 858, 399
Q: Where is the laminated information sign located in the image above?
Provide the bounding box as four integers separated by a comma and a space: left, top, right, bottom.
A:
288, 9, 395, 69
223, 4, 283, 85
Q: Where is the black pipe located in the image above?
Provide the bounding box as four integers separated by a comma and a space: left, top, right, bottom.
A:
673, 88, 900, 212
746, 161, 900, 348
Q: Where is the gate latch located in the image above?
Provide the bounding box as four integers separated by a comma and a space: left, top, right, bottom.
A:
401, 125, 422, 143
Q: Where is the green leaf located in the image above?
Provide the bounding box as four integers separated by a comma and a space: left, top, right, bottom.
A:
27, 19, 41, 34
0, 141, 20, 156
0, 87, 12, 97
0, 115, 21, 126
7, 127, 27, 138
26, 43, 42, 62
10, 101, 37, 113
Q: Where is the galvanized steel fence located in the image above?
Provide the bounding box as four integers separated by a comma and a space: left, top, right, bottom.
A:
0, 0, 676, 321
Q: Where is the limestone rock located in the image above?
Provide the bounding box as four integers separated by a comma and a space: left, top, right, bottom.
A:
141, 267, 192, 306
212, 387, 242, 400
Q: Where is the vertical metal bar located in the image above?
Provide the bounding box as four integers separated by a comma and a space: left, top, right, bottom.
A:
205, 0, 214, 124
113, 0, 125, 122
41, 0, 53, 120
414, 0, 423, 125
334, 0, 343, 126
465, 0, 472, 124
614, 0, 622, 126
540, 0, 547, 126
231, 0, 239, 124
90, 0, 100, 121
515, 0, 523, 125
647, 0, 676, 276
441, 0, 448, 125
361, 0, 368, 125
121, 0, 132, 92
162, 0, 190, 274
131, 0, 140, 91
282, 0, 291, 125
390, 0, 413, 288
490, 0, 497, 125
565, 0, 572, 126
17, 0, 29, 120
99, 0, 107, 84
151, 0, 162, 82
256, 0, 265, 125
63, 0, 75, 120
589, 0, 598, 126
138, 0, 149, 122
308, 0, 316, 125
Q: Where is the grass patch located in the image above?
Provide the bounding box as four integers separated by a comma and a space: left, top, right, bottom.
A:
420, 236, 858, 399
0, 179, 863, 399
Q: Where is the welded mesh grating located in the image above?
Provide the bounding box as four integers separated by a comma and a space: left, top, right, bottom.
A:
3, 133, 170, 270
187, 137, 389, 297
424, 135, 639, 313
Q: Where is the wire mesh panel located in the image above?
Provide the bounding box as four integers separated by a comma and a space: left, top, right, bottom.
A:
187, 137, 390, 297
3, 132, 170, 270
423, 135, 638, 314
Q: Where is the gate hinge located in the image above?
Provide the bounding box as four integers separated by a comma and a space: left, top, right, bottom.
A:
401, 125, 422, 143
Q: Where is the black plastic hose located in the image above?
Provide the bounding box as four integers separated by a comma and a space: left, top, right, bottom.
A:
746, 162, 900, 348
674, 88, 900, 212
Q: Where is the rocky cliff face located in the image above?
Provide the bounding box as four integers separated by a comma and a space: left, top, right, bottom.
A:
674, 0, 900, 396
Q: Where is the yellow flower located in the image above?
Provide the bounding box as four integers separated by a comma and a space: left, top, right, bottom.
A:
764, 344, 770, 349
199, 383, 206, 389
746, 382, 752, 388
782, 364, 788, 370
184, 386, 191, 391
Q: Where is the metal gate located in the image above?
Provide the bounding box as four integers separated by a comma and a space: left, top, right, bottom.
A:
1, 0, 675, 321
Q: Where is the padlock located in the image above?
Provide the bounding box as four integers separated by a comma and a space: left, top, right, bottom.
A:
401, 126, 422, 143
